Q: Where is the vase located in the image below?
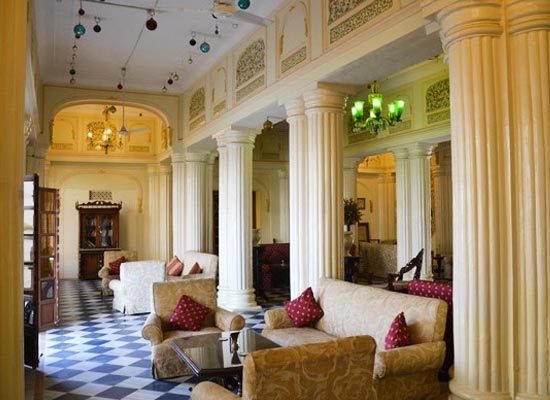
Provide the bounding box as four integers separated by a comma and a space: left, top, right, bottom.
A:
344, 230, 354, 256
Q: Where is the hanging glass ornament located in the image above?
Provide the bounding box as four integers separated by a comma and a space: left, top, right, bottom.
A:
72, 44, 78, 52
78, 7, 85, 16
70, 78, 76, 85
117, 82, 123, 90
173, 72, 180, 81
161, 85, 168, 93
199, 41, 210, 53
93, 17, 101, 33
237, 0, 250, 10
73, 23, 86, 36
69, 68, 76, 75
146, 17, 157, 31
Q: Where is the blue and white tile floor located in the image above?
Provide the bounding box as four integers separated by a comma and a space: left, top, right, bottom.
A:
27, 279, 289, 400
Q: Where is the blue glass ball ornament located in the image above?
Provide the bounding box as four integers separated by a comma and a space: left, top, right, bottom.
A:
199, 41, 210, 53
73, 23, 86, 36
237, 0, 250, 10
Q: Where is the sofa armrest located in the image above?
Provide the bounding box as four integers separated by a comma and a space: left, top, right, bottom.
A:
215, 307, 246, 331
374, 341, 446, 378
142, 313, 164, 345
191, 381, 240, 400
108, 278, 122, 292
98, 266, 111, 279
264, 307, 294, 329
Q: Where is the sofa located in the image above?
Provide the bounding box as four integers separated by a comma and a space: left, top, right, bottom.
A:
165, 251, 218, 282
262, 278, 448, 400
141, 279, 246, 379
190, 335, 378, 400
98, 250, 137, 296
109, 260, 166, 314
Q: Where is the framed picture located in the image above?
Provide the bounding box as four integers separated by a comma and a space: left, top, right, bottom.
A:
357, 198, 366, 210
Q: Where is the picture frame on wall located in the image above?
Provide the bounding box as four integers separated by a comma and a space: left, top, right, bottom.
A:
357, 198, 366, 210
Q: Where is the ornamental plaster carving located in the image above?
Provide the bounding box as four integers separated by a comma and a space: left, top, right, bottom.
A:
213, 100, 227, 117
279, 2, 309, 76
236, 75, 265, 103
128, 145, 150, 153
281, 46, 307, 74
189, 87, 205, 120
328, 0, 369, 24
425, 78, 450, 113
329, 0, 393, 44
236, 39, 266, 88
190, 115, 206, 131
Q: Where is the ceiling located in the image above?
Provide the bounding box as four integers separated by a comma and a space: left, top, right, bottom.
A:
34, 0, 286, 94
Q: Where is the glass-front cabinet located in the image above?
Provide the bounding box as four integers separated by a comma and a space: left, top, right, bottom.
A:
76, 201, 122, 280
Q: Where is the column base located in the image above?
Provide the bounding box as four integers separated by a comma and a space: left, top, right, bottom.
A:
450, 380, 512, 400
217, 286, 261, 312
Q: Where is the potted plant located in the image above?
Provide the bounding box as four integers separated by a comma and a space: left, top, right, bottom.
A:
344, 198, 362, 231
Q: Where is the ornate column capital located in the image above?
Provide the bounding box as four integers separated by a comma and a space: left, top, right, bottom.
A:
506, 0, 550, 34
303, 86, 347, 113
171, 152, 186, 163
283, 96, 305, 119
214, 128, 259, 147
185, 151, 210, 163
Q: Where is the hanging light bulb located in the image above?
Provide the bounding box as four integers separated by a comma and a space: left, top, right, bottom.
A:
146, 10, 158, 31
161, 85, 168, 93
172, 72, 180, 81
199, 40, 210, 53
93, 16, 101, 33
189, 31, 197, 46
187, 55, 194, 64
237, 0, 250, 10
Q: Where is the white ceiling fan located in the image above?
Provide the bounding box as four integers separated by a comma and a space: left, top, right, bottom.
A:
118, 68, 150, 136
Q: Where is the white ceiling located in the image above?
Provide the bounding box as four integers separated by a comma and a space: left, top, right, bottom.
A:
34, 0, 286, 94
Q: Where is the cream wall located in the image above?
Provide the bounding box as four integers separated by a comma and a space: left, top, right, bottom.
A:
47, 165, 148, 279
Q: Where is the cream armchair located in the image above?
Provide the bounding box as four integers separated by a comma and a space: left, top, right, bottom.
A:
190, 335, 378, 400
109, 260, 166, 314
98, 250, 137, 296
142, 279, 246, 379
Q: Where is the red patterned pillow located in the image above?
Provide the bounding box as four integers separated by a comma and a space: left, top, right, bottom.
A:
108, 256, 125, 275
185, 262, 202, 275
169, 295, 211, 331
284, 287, 324, 328
385, 312, 411, 350
167, 256, 184, 276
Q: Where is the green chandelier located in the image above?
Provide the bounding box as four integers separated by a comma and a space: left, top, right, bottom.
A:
351, 81, 405, 135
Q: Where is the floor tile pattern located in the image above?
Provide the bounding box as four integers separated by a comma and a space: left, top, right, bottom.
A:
38, 279, 289, 400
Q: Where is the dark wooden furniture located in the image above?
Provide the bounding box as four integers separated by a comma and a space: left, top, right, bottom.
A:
171, 329, 279, 395
76, 201, 122, 280
387, 248, 424, 292
344, 256, 360, 283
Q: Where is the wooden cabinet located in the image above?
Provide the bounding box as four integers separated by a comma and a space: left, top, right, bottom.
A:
76, 201, 122, 280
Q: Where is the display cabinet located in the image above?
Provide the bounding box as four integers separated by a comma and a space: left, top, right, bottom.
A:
76, 200, 122, 280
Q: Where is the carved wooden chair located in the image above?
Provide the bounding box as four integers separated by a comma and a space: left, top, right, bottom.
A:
387, 248, 424, 292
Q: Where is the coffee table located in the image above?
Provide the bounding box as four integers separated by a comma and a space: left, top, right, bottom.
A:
170, 329, 279, 395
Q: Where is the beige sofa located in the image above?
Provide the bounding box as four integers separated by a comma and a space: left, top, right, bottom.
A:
142, 279, 245, 379
165, 251, 218, 282
191, 335, 378, 400
98, 250, 137, 296
263, 278, 448, 400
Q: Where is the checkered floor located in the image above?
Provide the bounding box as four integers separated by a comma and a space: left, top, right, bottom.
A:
33, 279, 289, 400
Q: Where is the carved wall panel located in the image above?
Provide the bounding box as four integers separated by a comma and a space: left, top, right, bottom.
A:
279, 1, 309, 76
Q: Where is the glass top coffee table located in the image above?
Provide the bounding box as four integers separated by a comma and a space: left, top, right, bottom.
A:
170, 329, 279, 395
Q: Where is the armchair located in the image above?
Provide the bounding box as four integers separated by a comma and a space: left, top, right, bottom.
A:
190, 335, 378, 400
109, 260, 165, 314
142, 279, 246, 379
98, 250, 137, 296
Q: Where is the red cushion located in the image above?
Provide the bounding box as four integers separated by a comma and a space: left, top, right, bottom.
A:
169, 295, 211, 331
186, 262, 202, 275
166, 256, 184, 276
108, 256, 125, 275
385, 312, 411, 350
284, 287, 324, 327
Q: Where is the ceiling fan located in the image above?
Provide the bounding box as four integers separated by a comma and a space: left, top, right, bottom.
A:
118, 68, 150, 136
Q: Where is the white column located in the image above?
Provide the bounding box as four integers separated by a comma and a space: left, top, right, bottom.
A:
0, 0, 26, 397
171, 153, 186, 258
393, 147, 411, 269
377, 173, 396, 241
304, 87, 346, 285
343, 157, 361, 200
285, 97, 309, 298
420, 1, 550, 398
204, 153, 217, 253
184, 152, 210, 252
147, 164, 172, 260
215, 129, 260, 311
277, 168, 289, 242
431, 142, 452, 256
508, 1, 550, 398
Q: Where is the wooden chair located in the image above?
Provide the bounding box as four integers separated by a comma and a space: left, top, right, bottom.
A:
387, 248, 424, 292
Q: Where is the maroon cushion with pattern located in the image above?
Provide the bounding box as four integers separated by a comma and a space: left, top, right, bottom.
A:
169, 295, 211, 331
385, 312, 411, 350
284, 287, 324, 328
108, 256, 126, 275
185, 262, 202, 275
166, 256, 184, 276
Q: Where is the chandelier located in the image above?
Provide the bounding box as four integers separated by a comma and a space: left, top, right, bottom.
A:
86, 105, 123, 154
350, 81, 405, 135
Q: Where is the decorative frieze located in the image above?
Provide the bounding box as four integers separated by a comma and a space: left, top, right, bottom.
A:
236, 75, 265, 103
189, 115, 206, 131
236, 39, 266, 87
50, 143, 74, 150
388, 119, 412, 134
328, 0, 370, 24
425, 78, 450, 113
189, 87, 205, 120
128, 145, 149, 152
213, 100, 226, 117
329, 0, 393, 44
281, 46, 307, 74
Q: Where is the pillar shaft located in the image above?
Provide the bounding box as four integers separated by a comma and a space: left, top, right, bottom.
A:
304, 87, 346, 284
215, 130, 260, 311
343, 157, 361, 200
0, 0, 27, 397
285, 97, 309, 298
171, 153, 186, 257
147, 164, 172, 260
377, 173, 396, 241
277, 169, 290, 242
184, 152, 211, 252
431, 142, 453, 256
